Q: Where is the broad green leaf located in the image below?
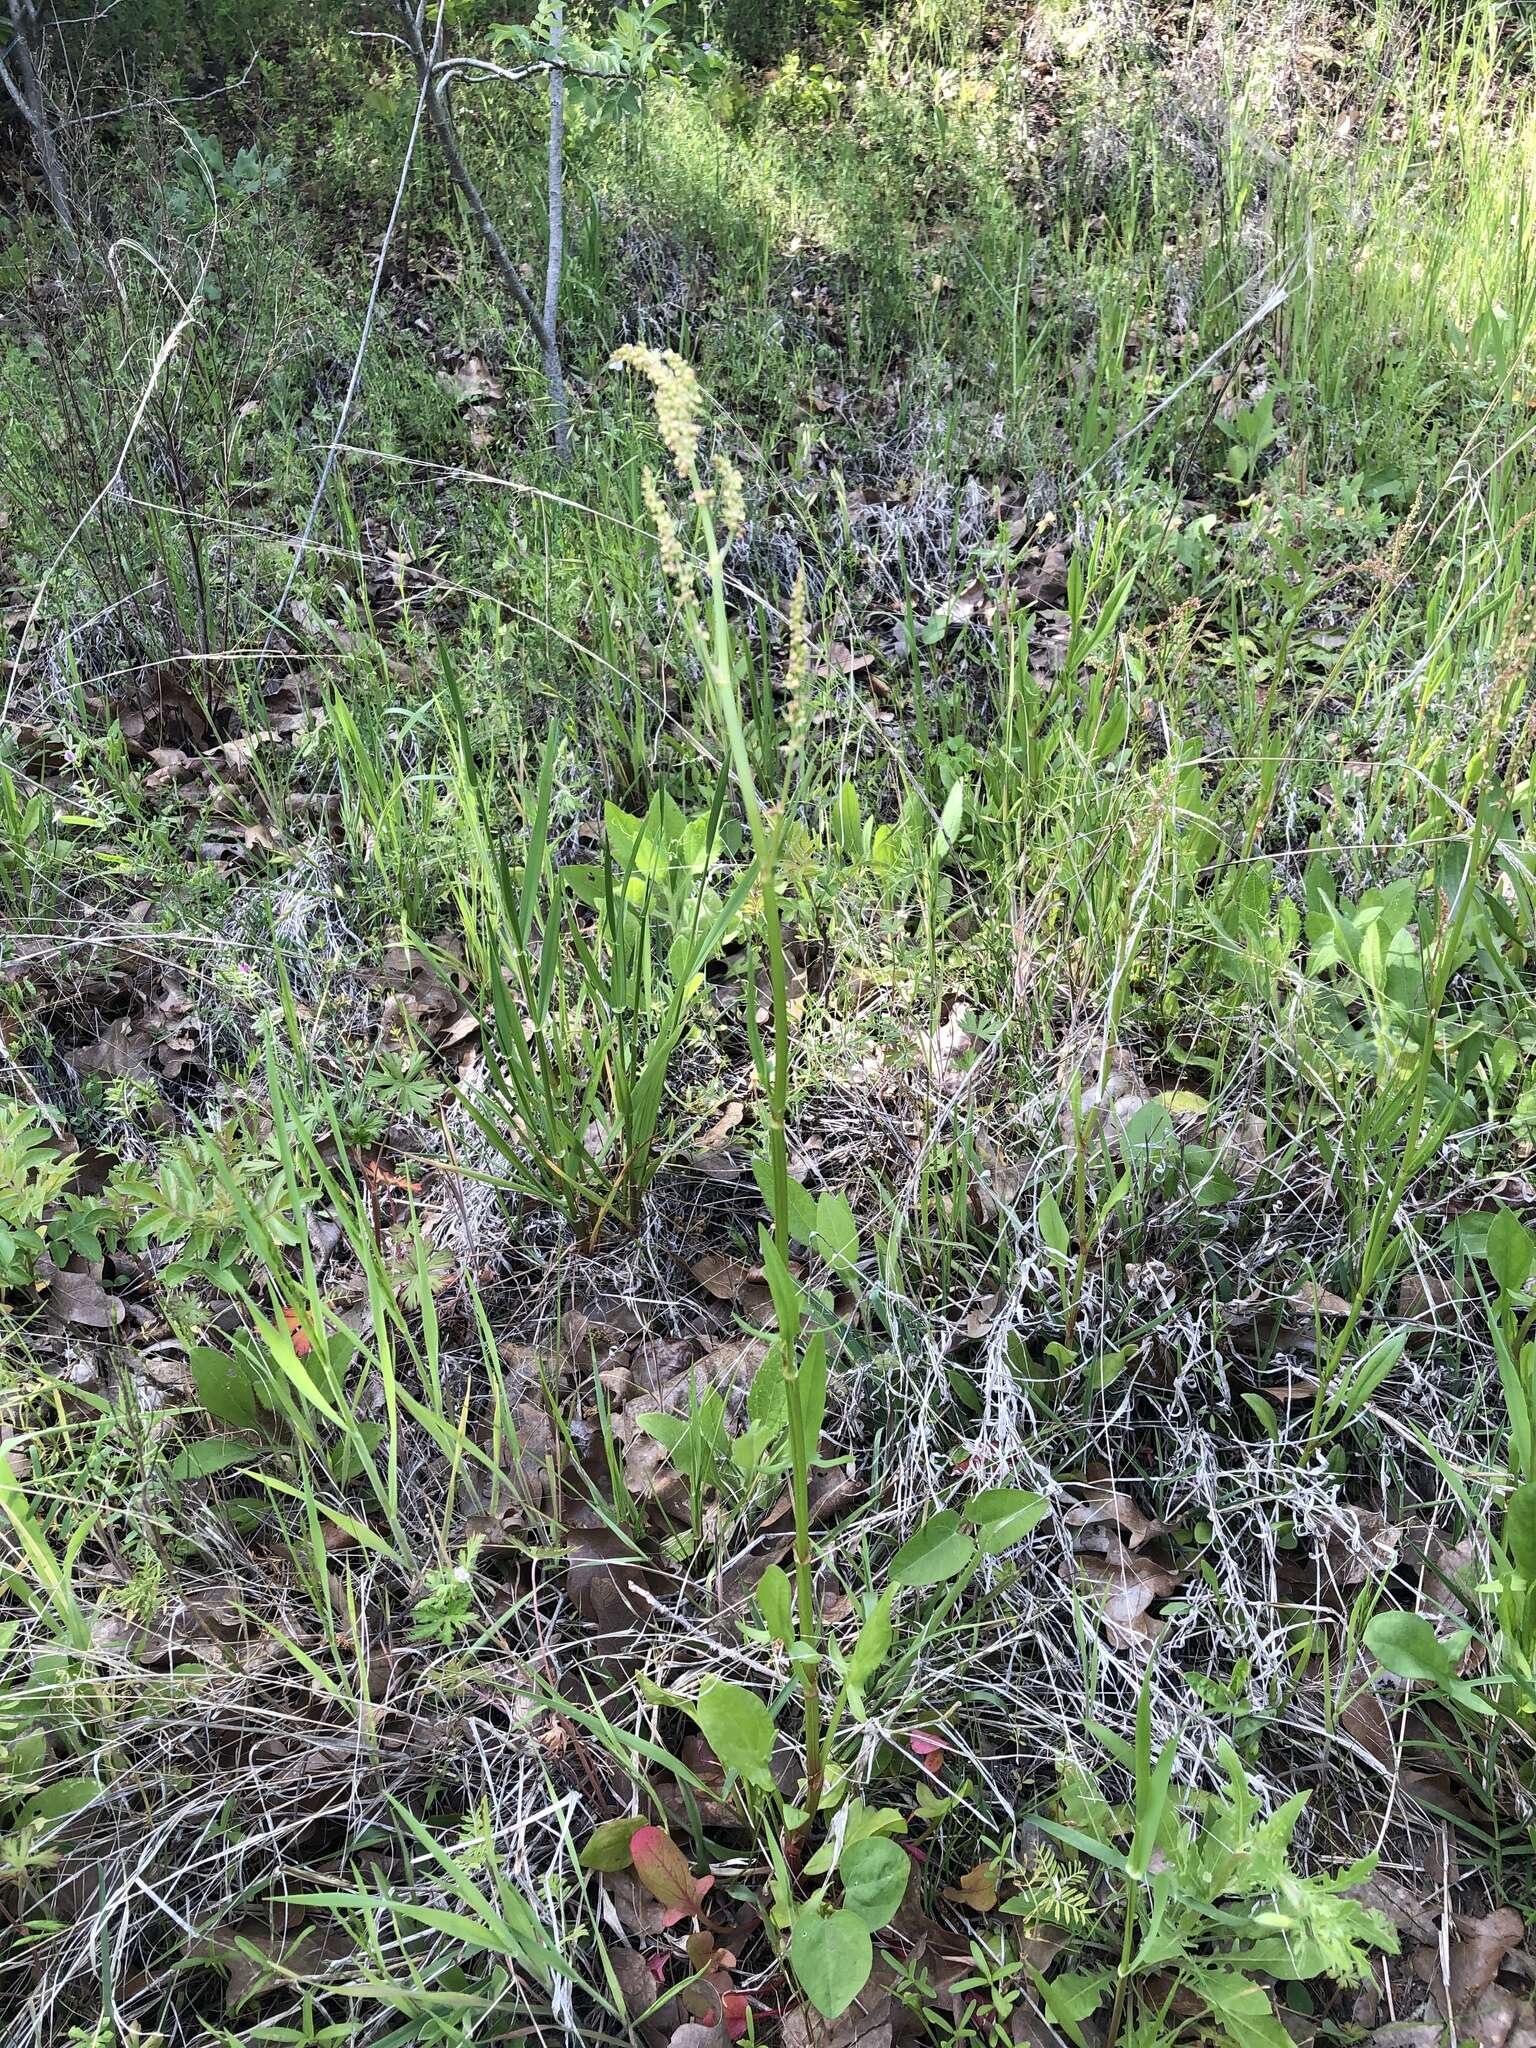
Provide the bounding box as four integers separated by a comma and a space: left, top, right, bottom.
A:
1188, 1967, 1293, 2048
839, 1836, 909, 1931
843, 1587, 894, 1713
190, 1344, 261, 1431
579, 1816, 644, 1871
755, 1563, 793, 1645
791, 1906, 873, 2019
1489, 1207, 1535, 1298
1508, 1482, 1536, 1584
1039, 1968, 1108, 2031
758, 1227, 806, 1335
814, 1191, 860, 1278
690, 1678, 776, 1791
747, 1345, 789, 1434
795, 1331, 828, 1446
1363, 1611, 1459, 1683
934, 777, 966, 858
1156, 1089, 1208, 1114
890, 1510, 975, 1587
169, 1439, 263, 1481
19, 1775, 98, 1825
804, 1801, 906, 1876
1038, 1191, 1070, 1260
751, 1157, 818, 1246
969, 1487, 1049, 1554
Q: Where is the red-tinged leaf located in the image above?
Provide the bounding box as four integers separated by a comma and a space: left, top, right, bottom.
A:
629, 1826, 714, 1927
722, 1991, 751, 2040
908, 1731, 948, 1773
281, 1306, 313, 1357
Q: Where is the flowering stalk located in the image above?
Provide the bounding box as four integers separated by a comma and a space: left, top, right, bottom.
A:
613, 347, 822, 1822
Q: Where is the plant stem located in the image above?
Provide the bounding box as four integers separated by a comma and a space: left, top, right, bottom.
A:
695, 492, 821, 1821
1104, 1890, 1138, 2048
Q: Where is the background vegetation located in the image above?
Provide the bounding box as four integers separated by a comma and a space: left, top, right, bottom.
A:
4, 0, 1536, 2043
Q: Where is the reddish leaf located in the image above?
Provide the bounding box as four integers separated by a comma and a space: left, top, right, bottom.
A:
281, 1306, 313, 1357
907, 1731, 948, 1773
630, 1826, 714, 1928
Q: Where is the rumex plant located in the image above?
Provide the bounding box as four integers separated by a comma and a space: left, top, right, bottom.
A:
602, 351, 1066, 2022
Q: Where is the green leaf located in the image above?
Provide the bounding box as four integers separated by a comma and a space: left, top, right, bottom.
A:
1489, 1207, 1535, 1298
1188, 1967, 1294, 2048
690, 1678, 776, 1791
1508, 1483, 1536, 1584
843, 1588, 894, 1714
839, 1836, 908, 1931
169, 1439, 263, 1481
795, 1330, 829, 1446
791, 1907, 873, 2019
755, 1563, 793, 1645
190, 1344, 261, 1430
746, 1345, 789, 1435
637, 1392, 727, 1487
804, 1800, 906, 1875
751, 1156, 818, 1246
579, 1816, 644, 1871
890, 1510, 975, 1587
969, 1487, 1049, 1554
1038, 1192, 1070, 1261
19, 1775, 99, 1825
813, 1191, 860, 1278
1039, 1968, 1108, 2034
758, 1226, 807, 1335
1363, 1611, 1460, 1683
934, 777, 966, 858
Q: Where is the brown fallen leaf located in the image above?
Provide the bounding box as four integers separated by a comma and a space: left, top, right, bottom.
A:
1290, 1280, 1353, 1319
942, 1860, 999, 1912
1457, 1984, 1536, 2048
694, 1098, 746, 1151
438, 356, 504, 403
1415, 1907, 1527, 2016
565, 1519, 669, 1631
67, 1019, 156, 1085
1076, 1540, 1177, 1644
40, 1258, 123, 1332
1064, 1484, 1161, 1550
203, 1919, 354, 2012
689, 1252, 766, 1305
610, 1942, 681, 2045
1395, 1267, 1462, 1325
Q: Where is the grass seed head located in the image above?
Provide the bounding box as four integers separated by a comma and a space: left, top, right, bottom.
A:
611, 342, 703, 476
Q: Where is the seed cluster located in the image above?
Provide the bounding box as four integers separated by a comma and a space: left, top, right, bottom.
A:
610, 343, 703, 476
640, 466, 691, 596
714, 454, 747, 540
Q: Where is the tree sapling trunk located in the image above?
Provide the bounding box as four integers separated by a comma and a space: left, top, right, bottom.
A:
1, 0, 80, 262
391, 0, 571, 461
